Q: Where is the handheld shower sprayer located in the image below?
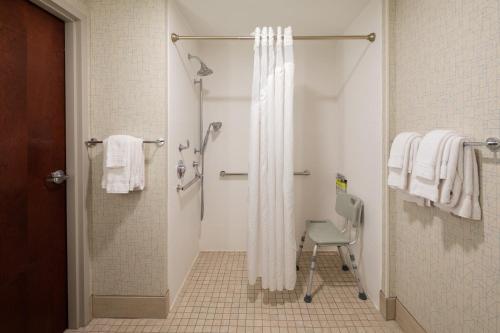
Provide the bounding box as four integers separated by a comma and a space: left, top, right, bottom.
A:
202, 122, 222, 154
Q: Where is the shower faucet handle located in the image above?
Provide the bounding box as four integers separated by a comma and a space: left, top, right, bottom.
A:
194, 147, 201, 154
178, 140, 190, 152
176, 160, 186, 179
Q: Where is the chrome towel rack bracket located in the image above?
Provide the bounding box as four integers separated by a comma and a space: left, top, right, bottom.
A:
464, 137, 500, 152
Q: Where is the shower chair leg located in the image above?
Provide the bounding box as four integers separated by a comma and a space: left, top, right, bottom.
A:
296, 231, 307, 271
346, 246, 367, 300
304, 243, 318, 303
337, 246, 349, 271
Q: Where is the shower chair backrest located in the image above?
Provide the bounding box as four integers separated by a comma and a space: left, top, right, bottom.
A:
335, 192, 363, 227
335, 192, 364, 245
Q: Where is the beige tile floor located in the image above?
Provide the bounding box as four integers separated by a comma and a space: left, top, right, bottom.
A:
84, 251, 401, 333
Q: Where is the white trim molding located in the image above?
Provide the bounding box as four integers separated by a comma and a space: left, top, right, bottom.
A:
381, 0, 391, 299
31, 0, 91, 329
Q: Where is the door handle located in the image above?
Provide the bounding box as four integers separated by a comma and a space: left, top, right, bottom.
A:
46, 170, 69, 184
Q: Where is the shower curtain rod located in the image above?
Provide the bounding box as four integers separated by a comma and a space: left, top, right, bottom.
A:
171, 33, 376, 43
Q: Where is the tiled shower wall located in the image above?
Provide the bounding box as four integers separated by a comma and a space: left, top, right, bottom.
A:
389, 0, 499, 332
87, 0, 168, 296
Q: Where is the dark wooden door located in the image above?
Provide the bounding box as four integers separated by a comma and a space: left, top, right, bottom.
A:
0, 0, 67, 332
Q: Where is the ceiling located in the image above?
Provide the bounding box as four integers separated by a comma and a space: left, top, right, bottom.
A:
174, 0, 371, 35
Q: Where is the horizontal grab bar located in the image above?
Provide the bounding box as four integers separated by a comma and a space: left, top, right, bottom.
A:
219, 170, 311, 177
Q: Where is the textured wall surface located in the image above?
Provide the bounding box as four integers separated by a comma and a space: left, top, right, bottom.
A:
87, 0, 168, 296
389, 0, 499, 332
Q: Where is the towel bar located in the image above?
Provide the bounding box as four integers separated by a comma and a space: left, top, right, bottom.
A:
390, 137, 500, 153
85, 137, 165, 147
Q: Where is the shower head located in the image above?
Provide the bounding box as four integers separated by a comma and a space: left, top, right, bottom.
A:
212, 122, 222, 132
201, 121, 222, 154
198, 62, 213, 76
188, 53, 213, 76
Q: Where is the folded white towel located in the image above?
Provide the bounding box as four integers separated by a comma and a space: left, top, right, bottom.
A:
471, 152, 481, 220
435, 136, 464, 211
389, 130, 482, 220
407, 136, 420, 174
129, 137, 145, 191
413, 130, 454, 181
439, 134, 455, 179
105, 134, 130, 168
401, 137, 426, 206
400, 191, 425, 206
388, 133, 420, 190
451, 146, 481, 220
101, 135, 145, 194
388, 132, 419, 169
410, 131, 455, 201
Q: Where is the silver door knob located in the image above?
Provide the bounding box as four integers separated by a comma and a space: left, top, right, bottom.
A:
46, 170, 69, 184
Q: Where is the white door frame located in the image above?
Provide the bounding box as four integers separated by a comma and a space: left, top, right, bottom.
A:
31, 0, 91, 329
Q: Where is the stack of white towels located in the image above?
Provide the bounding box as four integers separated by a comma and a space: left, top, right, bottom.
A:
101, 135, 145, 194
388, 130, 480, 220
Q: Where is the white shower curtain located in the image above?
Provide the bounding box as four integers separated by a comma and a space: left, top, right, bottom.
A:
248, 26, 296, 291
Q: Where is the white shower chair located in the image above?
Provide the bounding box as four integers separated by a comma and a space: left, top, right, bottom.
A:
297, 192, 367, 303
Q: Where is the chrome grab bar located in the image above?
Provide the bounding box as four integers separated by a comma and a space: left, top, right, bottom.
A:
219, 170, 311, 177
176, 174, 201, 192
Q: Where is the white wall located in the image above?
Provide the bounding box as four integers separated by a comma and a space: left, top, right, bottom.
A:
198, 40, 343, 251
196, 0, 383, 309
166, 1, 202, 306
168, 0, 383, 309
337, 0, 383, 308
